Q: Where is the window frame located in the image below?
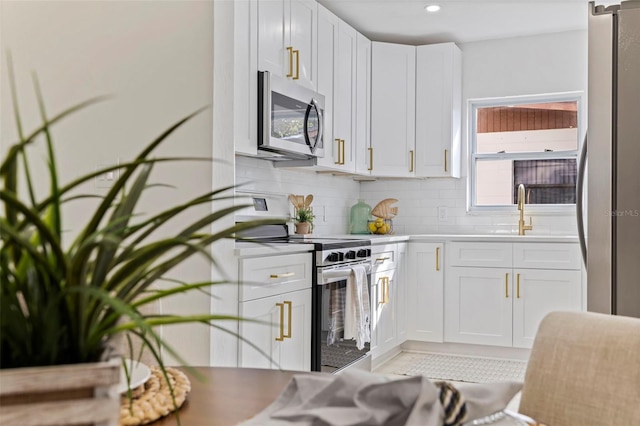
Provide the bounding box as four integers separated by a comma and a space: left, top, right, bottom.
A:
467, 91, 585, 214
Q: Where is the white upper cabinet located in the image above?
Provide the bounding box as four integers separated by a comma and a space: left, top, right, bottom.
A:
334, 21, 357, 171
415, 43, 462, 178
354, 32, 372, 175
257, 0, 317, 90
316, 6, 338, 169
234, 0, 258, 156
316, 5, 357, 172
371, 42, 416, 177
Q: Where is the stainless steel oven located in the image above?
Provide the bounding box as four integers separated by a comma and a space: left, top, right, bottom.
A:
257, 71, 325, 161
313, 244, 372, 373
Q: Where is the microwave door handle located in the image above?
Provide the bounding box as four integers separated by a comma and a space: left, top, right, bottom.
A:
304, 98, 321, 154
315, 99, 323, 152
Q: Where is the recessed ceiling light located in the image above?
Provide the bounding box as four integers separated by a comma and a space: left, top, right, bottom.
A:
425, 4, 441, 12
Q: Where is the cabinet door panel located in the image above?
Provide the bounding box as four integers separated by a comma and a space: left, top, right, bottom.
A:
445, 267, 512, 346
335, 23, 357, 170
234, 0, 258, 156
407, 243, 444, 342
372, 269, 397, 357
415, 43, 461, 177
355, 33, 372, 175
277, 289, 312, 370
257, 0, 286, 76
238, 295, 282, 369
512, 269, 582, 348
315, 5, 338, 169
289, 0, 317, 90
371, 42, 416, 177
239, 289, 311, 370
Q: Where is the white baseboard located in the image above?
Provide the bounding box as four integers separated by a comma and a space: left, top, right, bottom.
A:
401, 340, 531, 361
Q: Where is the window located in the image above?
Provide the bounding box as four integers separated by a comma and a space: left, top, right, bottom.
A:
469, 93, 582, 211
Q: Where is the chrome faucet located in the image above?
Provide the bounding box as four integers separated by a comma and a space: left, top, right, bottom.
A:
517, 184, 533, 235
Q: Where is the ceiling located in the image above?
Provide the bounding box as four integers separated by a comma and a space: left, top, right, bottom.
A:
316, 0, 611, 45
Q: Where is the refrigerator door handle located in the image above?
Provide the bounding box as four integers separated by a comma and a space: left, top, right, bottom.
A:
576, 133, 588, 268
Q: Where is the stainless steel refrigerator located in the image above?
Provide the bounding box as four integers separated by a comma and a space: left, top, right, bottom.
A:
578, 1, 640, 317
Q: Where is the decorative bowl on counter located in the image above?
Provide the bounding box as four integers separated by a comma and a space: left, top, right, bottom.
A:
368, 218, 393, 235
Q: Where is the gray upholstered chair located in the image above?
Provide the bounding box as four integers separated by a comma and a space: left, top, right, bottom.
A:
518, 311, 640, 426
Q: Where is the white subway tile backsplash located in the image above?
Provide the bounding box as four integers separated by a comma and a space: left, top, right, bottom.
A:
236, 156, 577, 237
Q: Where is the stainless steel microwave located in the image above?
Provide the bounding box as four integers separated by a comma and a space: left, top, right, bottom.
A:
258, 71, 324, 161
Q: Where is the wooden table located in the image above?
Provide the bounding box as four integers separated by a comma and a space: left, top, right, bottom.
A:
152, 367, 303, 426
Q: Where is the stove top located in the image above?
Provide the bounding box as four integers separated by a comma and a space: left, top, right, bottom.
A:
286, 236, 370, 250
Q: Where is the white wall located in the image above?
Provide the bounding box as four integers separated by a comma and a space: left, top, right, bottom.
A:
1, 1, 216, 366
361, 30, 587, 235
235, 156, 361, 235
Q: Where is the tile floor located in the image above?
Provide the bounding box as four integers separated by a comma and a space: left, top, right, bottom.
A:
373, 351, 523, 412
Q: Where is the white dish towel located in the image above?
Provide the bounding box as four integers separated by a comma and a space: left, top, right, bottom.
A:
343, 264, 370, 350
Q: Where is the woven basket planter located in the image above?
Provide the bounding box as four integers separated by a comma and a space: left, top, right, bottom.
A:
0, 358, 121, 426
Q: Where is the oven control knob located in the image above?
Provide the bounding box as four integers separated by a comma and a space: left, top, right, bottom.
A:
346, 250, 356, 259
366, 249, 372, 257
356, 249, 368, 258
328, 252, 339, 262
338, 252, 345, 261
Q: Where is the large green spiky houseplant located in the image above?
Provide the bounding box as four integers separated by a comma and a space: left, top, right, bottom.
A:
0, 67, 271, 373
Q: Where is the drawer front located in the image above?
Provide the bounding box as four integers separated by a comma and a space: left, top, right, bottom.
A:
513, 243, 582, 270
240, 253, 312, 301
447, 242, 512, 268
372, 243, 397, 272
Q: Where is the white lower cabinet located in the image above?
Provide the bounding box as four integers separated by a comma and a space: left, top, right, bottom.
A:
370, 243, 400, 359
371, 267, 397, 358
445, 267, 513, 346
407, 242, 445, 342
238, 252, 312, 371
445, 242, 582, 349
239, 288, 311, 371
512, 268, 582, 348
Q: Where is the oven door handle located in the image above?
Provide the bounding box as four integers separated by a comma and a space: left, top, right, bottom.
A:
318, 262, 371, 285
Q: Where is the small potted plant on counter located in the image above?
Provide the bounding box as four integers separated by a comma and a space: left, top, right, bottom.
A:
289, 194, 314, 235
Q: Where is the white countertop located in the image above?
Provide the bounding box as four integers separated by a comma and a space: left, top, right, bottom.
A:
318, 233, 579, 244
409, 233, 580, 243
235, 233, 580, 256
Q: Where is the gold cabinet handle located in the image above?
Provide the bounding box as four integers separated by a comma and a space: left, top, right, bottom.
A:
378, 277, 390, 305
505, 273, 509, 298
293, 49, 300, 80
435, 247, 440, 271
517, 273, 521, 299
385, 277, 390, 304
270, 272, 295, 279
444, 149, 448, 173
334, 139, 345, 165
409, 150, 414, 172
275, 302, 285, 341
375, 257, 390, 263
283, 301, 292, 338
368, 147, 373, 171
286, 46, 294, 78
